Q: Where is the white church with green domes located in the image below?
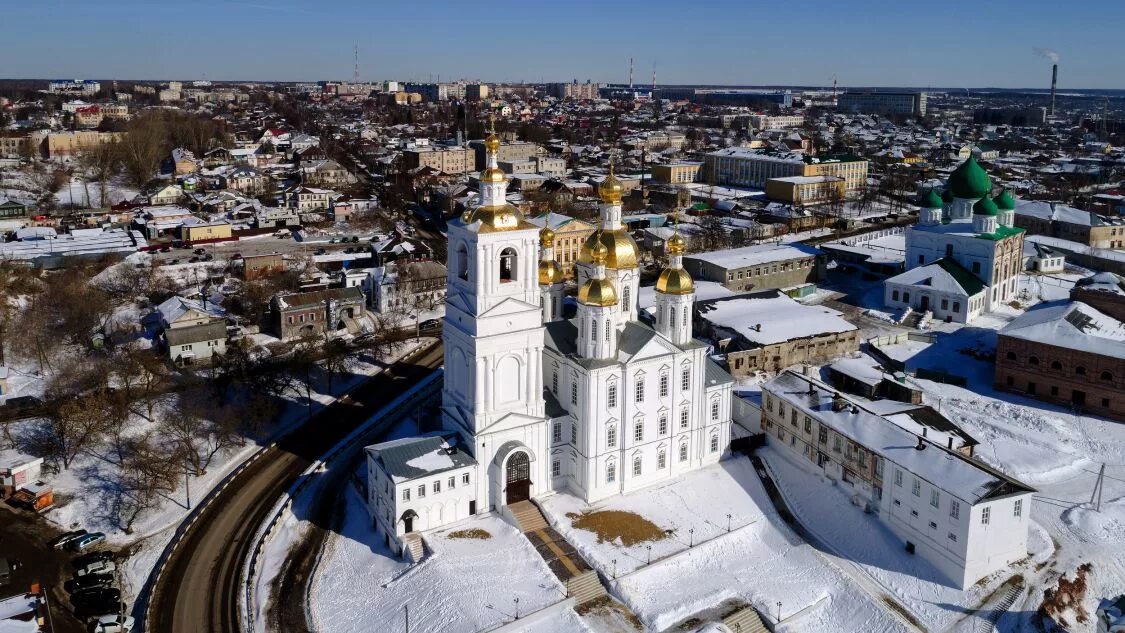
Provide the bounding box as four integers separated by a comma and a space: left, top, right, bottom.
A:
883, 157, 1025, 325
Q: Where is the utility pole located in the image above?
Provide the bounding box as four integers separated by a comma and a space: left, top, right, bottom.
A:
1090, 463, 1106, 512
404, 604, 410, 633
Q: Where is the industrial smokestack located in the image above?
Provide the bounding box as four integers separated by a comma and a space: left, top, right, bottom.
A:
1050, 64, 1058, 116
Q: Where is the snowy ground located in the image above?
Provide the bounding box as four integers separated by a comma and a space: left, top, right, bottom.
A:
309, 488, 569, 633
539, 460, 907, 633
53, 176, 138, 209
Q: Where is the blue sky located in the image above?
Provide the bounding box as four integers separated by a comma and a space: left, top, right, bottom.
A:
2, 0, 1123, 88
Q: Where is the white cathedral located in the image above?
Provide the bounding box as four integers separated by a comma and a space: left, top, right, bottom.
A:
883, 156, 1026, 325
365, 130, 734, 553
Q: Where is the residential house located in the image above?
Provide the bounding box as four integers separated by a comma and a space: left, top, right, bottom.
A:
166, 321, 228, 366
149, 184, 186, 206
270, 287, 366, 340
366, 260, 447, 314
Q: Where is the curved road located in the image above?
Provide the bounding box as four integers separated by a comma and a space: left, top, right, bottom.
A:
146, 342, 444, 633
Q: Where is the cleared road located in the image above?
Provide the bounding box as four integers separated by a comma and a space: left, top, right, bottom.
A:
145, 341, 444, 633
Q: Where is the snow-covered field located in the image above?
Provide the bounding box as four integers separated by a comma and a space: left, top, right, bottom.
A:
540, 460, 907, 633
54, 176, 138, 208
309, 488, 569, 633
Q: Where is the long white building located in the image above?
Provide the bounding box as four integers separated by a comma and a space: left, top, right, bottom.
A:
761, 370, 1034, 589
366, 128, 733, 555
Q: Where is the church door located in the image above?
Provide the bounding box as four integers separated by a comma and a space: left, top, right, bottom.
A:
505, 451, 531, 504
919, 295, 930, 311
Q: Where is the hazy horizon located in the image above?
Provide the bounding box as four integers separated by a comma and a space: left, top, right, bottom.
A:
2, 0, 1123, 89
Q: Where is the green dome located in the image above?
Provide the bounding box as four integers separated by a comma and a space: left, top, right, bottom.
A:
993, 189, 1016, 210
948, 156, 992, 199
941, 188, 955, 203
919, 190, 943, 209
973, 197, 999, 217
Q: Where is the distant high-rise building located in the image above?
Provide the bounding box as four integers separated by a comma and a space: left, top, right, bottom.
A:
546, 80, 600, 100
47, 79, 100, 96
465, 83, 490, 101
838, 91, 927, 117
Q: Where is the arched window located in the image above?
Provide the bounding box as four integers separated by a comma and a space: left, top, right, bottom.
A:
710, 433, 719, 453
657, 450, 667, 469
1006, 351, 1017, 361
590, 319, 598, 343
632, 455, 642, 476
1075, 366, 1087, 376
679, 443, 688, 462
1101, 371, 1113, 381
1051, 361, 1062, 370
499, 247, 517, 282
455, 244, 469, 280
1029, 356, 1039, 366
606, 425, 617, 448
670, 307, 677, 329
606, 461, 616, 484
622, 285, 631, 311
605, 319, 610, 341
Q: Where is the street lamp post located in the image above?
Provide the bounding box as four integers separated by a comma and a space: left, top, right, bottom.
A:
689, 527, 694, 548
611, 558, 616, 578
646, 545, 652, 565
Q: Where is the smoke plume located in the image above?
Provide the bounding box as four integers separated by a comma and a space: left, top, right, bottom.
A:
1034, 47, 1060, 63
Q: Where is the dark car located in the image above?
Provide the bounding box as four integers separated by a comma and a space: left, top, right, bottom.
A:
159, 247, 171, 253
420, 319, 441, 330
203, 254, 214, 261
48, 530, 88, 550
64, 573, 113, 594
72, 551, 113, 570
71, 587, 121, 613
350, 236, 360, 243
75, 599, 126, 622
193, 248, 206, 255
189, 257, 199, 263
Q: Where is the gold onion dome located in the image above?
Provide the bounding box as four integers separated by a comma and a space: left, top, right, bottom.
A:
655, 267, 694, 295
539, 227, 556, 247
484, 132, 501, 153
480, 166, 506, 184
460, 204, 524, 232
578, 230, 639, 269
538, 259, 563, 285
666, 232, 686, 255
578, 277, 617, 307
599, 170, 624, 204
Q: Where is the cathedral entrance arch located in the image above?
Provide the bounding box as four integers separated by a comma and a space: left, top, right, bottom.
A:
505, 450, 531, 504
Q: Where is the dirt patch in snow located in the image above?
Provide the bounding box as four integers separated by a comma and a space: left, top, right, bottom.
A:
1038, 562, 1094, 630
567, 509, 667, 547
446, 528, 491, 540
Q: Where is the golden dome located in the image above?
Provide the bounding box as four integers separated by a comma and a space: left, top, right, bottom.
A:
578, 230, 638, 269
484, 132, 501, 153
666, 232, 686, 255
461, 204, 527, 232
480, 166, 506, 184
538, 259, 563, 285
539, 227, 556, 247
578, 277, 617, 307
589, 240, 608, 265
599, 170, 624, 204
655, 267, 694, 295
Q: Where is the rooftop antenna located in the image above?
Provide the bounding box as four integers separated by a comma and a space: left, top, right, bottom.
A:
652, 62, 657, 91
830, 73, 838, 99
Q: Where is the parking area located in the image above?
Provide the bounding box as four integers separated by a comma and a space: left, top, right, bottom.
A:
0, 507, 85, 633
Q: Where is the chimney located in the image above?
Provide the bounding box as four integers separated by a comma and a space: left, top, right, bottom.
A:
948, 437, 954, 449
1050, 64, 1058, 116
922, 428, 928, 437
832, 393, 848, 412
915, 436, 926, 451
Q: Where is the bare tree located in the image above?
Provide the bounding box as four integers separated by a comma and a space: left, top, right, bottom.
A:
38, 391, 114, 469
79, 139, 121, 207
161, 393, 242, 477
322, 336, 354, 395
102, 432, 178, 533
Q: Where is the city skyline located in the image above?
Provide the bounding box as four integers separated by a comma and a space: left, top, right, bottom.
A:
2, 0, 1124, 89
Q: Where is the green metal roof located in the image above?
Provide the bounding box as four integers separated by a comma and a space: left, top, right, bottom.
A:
976, 225, 1025, 241
973, 197, 999, 217
937, 258, 985, 295
919, 190, 943, 208
948, 156, 992, 199
993, 189, 1016, 210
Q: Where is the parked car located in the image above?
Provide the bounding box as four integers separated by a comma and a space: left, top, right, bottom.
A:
315, 248, 327, 255
71, 587, 120, 610
189, 257, 199, 263
74, 599, 126, 622
203, 254, 214, 261
193, 248, 206, 255
64, 573, 113, 594
75, 560, 115, 577
350, 236, 360, 243
90, 614, 135, 633
420, 319, 441, 331
49, 530, 88, 550
72, 551, 113, 569
68, 533, 106, 552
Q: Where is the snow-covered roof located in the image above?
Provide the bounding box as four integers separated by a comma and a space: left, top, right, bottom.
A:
1073, 272, 1125, 296
365, 433, 477, 483
885, 258, 985, 297
765, 371, 1032, 504
697, 290, 857, 347
683, 242, 821, 271
1000, 300, 1125, 360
